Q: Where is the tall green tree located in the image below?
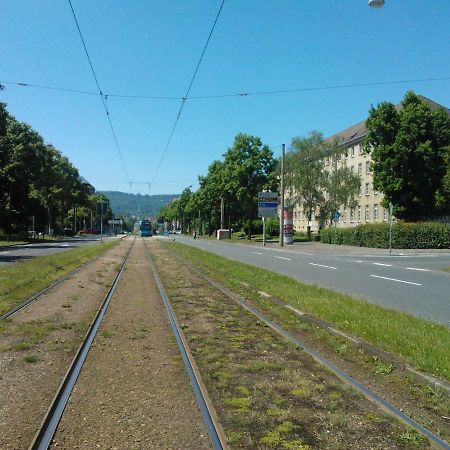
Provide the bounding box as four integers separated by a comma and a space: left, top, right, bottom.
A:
285, 131, 328, 239
222, 134, 276, 239
364, 91, 450, 220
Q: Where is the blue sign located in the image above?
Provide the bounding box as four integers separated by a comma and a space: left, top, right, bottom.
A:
333, 211, 341, 221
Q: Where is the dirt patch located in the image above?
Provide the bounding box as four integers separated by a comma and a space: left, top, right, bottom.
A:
50, 238, 210, 449
151, 241, 432, 449
0, 238, 131, 449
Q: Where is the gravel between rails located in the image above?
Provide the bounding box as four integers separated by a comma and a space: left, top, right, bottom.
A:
0, 238, 132, 449
50, 237, 211, 449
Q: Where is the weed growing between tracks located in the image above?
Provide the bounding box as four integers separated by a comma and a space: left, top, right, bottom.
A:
167, 242, 449, 382
159, 241, 450, 445
151, 243, 427, 449
0, 240, 119, 316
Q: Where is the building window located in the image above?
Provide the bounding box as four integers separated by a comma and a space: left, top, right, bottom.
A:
294, 211, 297, 220
359, 186, 362, 197
359, 144, 363, 155
374, 188, 378, 195
351, 147, 355, 157
357, 206, 362, 222
374, 204, 378, 222
350, 165, 354, 173
350, 208, 354, 223
343, 207, 347, 223
365, 205, 369, 222
366, 161, 371, 174
383, 208, 387, 222
365, 182, 370, 195
358, 163, 362, 176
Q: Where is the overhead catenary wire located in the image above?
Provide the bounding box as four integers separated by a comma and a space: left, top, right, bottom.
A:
2, 75, 450, 101
67, 0, 131, 186
147, 0, 227, 194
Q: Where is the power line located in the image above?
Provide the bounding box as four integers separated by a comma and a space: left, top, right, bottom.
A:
67, 0, 130, 185
2, 76, 450, 101
148, 0, 226, 194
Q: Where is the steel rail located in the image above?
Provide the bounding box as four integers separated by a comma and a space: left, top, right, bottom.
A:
1, 236, 128, 321
163, 243, 450, 450
28, 236, 136, 450
143, 238, 228, 450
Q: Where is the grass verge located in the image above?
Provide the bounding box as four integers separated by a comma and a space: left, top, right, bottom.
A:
0, 240, 119, 315
166, 241, 450, 381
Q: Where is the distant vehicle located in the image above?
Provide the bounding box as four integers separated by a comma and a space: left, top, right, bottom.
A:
63, 228, 74, 236
174, 228, 182, 235
139, 219, 153, 237
78, 229, 93, 235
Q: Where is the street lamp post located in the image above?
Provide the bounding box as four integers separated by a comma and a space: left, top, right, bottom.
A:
279, 144, 285, 247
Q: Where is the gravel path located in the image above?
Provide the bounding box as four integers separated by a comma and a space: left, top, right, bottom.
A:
50, 238, 211, 449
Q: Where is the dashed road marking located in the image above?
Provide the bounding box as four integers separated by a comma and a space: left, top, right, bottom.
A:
373, 262, 392, 267
252, 251, 263, 255
370, 274, 421, 286
309, 263, 337, 270
275, 256, 291, 261
405, 267, 430, 272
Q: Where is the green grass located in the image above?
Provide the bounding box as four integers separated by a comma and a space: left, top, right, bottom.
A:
0, 240, 119, 315
166, 241, 450, 381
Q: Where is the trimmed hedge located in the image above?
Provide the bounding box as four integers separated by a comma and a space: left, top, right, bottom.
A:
320, 222, 450, 249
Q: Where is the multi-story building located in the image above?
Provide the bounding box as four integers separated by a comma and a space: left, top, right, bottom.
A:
293, 95, 449, 233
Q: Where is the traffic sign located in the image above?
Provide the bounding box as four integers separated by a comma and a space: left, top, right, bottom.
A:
258, 191, 279, 218
333, 211, 341, 222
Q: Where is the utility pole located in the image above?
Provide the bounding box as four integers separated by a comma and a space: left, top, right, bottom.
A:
279, 144, 285, 247
220, 195, 224, 229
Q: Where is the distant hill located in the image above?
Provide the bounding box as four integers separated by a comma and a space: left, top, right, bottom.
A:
101, 191, 179, 219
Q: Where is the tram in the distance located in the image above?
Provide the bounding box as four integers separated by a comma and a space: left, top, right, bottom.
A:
139, 219, 153, 237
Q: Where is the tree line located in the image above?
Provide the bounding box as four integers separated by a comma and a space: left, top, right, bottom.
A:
158, 92, 450, 239
0, 102, 112, 237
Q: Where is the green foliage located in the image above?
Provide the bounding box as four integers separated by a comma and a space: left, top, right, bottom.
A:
0, 103, 102, 235
265, 217, 280, 236
365, 91, 450, 220
320, 222, 450, 249
285, 131, 360, 237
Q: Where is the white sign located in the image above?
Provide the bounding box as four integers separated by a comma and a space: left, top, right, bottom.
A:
108, 219, 122, 225
258, 191, 279, 218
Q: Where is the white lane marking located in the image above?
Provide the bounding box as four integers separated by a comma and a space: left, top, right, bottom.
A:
370, 274, 421, 286
310, 263, 337, 270
347, 259, 363, 263
0, 251, 11, 254
373, 263, 392, 267
405, 267, 430, 272
275, 256, 292, 261
269, 248, 313, 256
252, 252, 263, 255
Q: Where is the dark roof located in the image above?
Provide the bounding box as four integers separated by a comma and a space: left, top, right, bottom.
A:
326, 94, 450, 147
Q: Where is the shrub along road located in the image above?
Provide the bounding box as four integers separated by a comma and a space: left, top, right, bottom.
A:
170, 235, 450, 326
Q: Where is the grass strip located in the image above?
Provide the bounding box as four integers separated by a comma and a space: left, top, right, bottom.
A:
0, 240, 119, 315
166, 241, 450, 382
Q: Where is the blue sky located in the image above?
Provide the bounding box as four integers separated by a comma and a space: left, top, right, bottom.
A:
1, 0, 449, 195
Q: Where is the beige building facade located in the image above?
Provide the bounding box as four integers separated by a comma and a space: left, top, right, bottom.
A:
292, 95, 449, 233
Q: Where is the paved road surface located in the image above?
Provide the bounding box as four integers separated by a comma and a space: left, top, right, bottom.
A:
168, 235, 450, 327
0, 236, 123, 267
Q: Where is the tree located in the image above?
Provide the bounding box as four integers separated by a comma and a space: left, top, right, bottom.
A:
317, 140, 361, 228
222, 134, 276, 239
285, 131, 328, 239
364, 91, 450, 220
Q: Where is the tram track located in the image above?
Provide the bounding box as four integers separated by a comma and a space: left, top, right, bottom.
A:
155, 239, 450, 450
28, 236, 136, 450
0, 237, 128, 321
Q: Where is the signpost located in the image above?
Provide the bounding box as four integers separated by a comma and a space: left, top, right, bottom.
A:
258, 192, 279, 246
333, 211, 340, 246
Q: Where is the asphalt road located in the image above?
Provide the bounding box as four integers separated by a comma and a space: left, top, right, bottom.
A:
0, 235, 122, 267
168, 235, 450, 327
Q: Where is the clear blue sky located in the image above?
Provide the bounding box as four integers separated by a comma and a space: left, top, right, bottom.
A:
1, 0, 449, 195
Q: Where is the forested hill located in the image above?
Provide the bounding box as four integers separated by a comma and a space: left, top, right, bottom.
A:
101, 191, 178, 218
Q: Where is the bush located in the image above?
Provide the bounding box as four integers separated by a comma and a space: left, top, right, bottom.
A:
320, 222, 449, 249
243, 219, 263, 235
265, 218, 279, 237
